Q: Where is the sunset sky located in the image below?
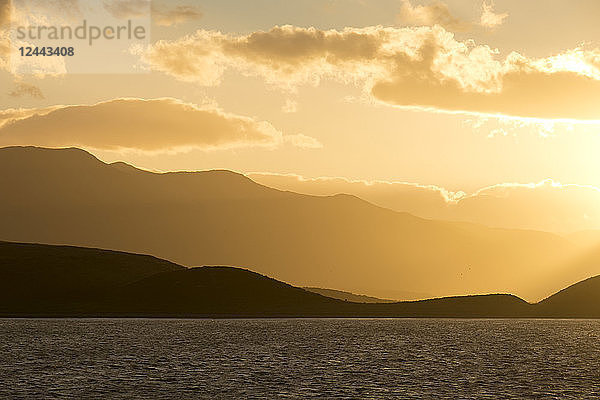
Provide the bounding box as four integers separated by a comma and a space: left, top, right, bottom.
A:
1, 0, 600, 221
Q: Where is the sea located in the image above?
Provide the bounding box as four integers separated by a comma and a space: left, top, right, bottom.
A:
1, 318, 599, 399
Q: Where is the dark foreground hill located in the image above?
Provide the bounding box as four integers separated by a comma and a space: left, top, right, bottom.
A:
1, 241, 597, 318
537, 276, 600, 318
0, 241, 183, 314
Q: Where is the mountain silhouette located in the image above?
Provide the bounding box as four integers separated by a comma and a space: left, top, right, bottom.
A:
0, 241, 182, 314
2, 240, 597, 318
0, 241, 535, 317
0, 146, 592, 301
537, 276, 600, 318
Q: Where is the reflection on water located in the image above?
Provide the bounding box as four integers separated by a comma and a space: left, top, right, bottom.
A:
1, 319, 599, 399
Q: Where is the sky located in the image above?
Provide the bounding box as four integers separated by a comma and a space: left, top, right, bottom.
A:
1, 0, 600, 196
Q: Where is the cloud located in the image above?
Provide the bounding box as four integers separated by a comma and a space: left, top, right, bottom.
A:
1, 0, 81, 75
283, 133, 323, 149
459, 180, 600, 233
8, 82, 45, 99
369, 45, 600, 120
0, 36, 8, 71
249, 173, 600, 234
282, 98, 298, 113
153, 5, 202, 26
480, 1, 508, 29
103, 1, 201, 26
398, 0, 469, 31
0, 106, 59, 129
103, 0, 150, 19
0, 0, 9, 26
250, 172, 462, 204
0, 0, 10, 70
464, 115, 564, 139
142, 26, 393, 87
141, 25, 600, 120
399, 0, 506, 31
142, 30, 227, 86
0, 98, 320, 153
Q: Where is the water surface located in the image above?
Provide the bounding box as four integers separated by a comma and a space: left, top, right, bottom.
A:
1, 319, 599, 399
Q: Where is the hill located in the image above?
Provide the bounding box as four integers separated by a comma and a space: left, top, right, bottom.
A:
4, 240, 600, 318
0, 146, 588, 301
537, 276, 600, 318
0, 241, 183, 314
0, 241, 536, 317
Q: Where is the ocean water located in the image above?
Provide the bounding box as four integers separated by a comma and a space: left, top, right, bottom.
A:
1, 319, 599, 399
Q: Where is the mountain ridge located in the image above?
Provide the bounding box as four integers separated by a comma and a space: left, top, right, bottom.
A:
0, 146, 593, 302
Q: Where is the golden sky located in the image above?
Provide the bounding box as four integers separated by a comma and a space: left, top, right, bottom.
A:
2, 0, 600, 232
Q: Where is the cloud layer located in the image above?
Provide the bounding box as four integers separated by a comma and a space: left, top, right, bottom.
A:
142, 25, 600, 120
0, 98, 320, 153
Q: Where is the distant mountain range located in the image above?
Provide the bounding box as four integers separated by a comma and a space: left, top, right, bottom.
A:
1, 146, 599, 302
251, 173, 600, 234
0, 241, 598, 318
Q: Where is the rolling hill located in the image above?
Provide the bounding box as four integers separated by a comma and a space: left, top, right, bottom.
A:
1, 241, 597, 318
0, 146, 592, 301
0, 241, 182, 313
0, 241, 533, 317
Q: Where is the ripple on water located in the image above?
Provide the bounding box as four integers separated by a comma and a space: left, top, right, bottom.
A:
1, 318, 599, 399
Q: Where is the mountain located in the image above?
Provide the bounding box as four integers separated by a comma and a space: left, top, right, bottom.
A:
537, 276, 600, 318
304, 287, 398, 303
0, 146, 591, 301
251, 174, 600, 235
535, 241, 600, 300
0, 241, 535, 317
